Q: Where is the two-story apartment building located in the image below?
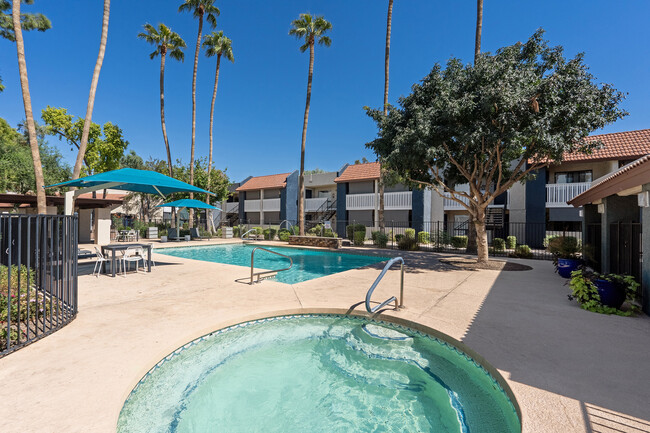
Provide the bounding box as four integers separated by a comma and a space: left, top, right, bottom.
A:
334, 162, 443, 235
443, 129, 650, 246
235, 172, 299, 225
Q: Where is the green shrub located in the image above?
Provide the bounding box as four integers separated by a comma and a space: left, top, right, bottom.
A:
404, 228, 416, 239
510, 244, 532, 259
492, 237, 506, 251
371, 231, 381, 242
159, 228, 168, 237
307, 224, 323, 236
450, 236, 468, 248
543, 235, 558, 248
323, 229, 337, 238
395, 234, 404, 242
398, 236, 418, 251
418, 231, 430, 244
347, 224, 366, 240
253, 226, 263, 235
431, 230, 451, 246
216, 228, 222, 237
233, 226, 240, 237
506, 235, 517, 249
547, 236, 580, 258
375, 232, 389, 248
263, 228, 277, 240
353, 231, 366, 246
278, 229, 291, 242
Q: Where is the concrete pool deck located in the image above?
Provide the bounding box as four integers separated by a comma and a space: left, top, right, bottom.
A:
1, 240, 649, 432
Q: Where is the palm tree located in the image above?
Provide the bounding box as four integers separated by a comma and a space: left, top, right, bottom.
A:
10, 0, 51, 214
179, 0, 219, 228
137, 23, 186, 179
203, 30, 233, 230
378, 0, 394, 232
467, 0, 484, 254
289, 13, 332, 236
474, 0, 483, 63
72, 0, 110, 181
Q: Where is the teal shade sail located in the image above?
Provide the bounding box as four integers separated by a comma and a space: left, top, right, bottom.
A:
45, 168, 214, 196
157, 199, 221, 211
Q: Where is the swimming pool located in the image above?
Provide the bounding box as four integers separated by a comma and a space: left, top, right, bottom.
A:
156, 244, 389, 284
117, 315, 521, 432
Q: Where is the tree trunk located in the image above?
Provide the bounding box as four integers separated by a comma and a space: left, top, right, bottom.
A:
188, 14, 203, 229
73, 0, 110, 180
297, 43, 314, 236
12, 0, 46, 214
159, 50, 175, 229
379, 0, 393, 232
474, 0, 483, 64
206, 54, 221, 231
474, 212, 489, 264
466, 201, 478, 254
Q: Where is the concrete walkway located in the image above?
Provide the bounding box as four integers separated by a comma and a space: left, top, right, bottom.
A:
0, 241, 649, 432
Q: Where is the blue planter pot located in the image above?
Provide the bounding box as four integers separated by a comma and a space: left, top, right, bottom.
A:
557, 258, 580, 278
595, 279, 626, 309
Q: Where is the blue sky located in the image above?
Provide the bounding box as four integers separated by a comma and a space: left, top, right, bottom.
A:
1, 0, 649, 183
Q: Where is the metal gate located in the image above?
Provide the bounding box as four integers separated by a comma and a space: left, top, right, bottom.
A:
609, 222, 642, 284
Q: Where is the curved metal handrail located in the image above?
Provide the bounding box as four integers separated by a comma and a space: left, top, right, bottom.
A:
278, 220, 294, 233
241, 246, 293, 284
365, 257, 405, 313
241, 228, 259, 241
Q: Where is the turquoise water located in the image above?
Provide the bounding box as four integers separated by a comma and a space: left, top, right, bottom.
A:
157, 244, 389, 284
118, 315, 521, 433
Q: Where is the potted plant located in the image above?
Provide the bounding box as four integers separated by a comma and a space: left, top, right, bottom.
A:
568, 267, 640, 314
548, 236, 581, 278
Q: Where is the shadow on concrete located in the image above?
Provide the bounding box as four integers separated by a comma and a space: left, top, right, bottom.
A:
460, 261, 650, 427
77, 260, 182, 277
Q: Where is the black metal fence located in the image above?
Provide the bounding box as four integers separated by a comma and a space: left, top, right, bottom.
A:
231, 219, 584, 261
0, 214, 78, 357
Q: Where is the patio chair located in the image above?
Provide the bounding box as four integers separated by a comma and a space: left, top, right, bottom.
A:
167, 227, 184, 241
190, 227, 204, 240
127, 229, 137, 242
121, 247, 145, 276
92, 247, 109, 277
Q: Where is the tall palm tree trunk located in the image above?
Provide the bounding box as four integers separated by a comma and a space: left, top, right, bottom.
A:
159, 49, 177, 229
206, 53, 221, 231
297, 42, 314, 236
467, 0, 484, 256
188, 14, 203, 229
160, 51, 173, 178
378, 0, 393, 231
72, 0, 110, 180
12, 0, 45, 214
474, 0, 483, 63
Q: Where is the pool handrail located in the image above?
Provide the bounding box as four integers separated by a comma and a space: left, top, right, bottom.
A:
242, 246, 293, 284
241, 228, 259, 241
365, 257, 405, 313
278, 220, 294, 233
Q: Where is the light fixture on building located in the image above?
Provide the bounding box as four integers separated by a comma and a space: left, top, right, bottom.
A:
638, 191, 650, 207
597, 204, 604, 214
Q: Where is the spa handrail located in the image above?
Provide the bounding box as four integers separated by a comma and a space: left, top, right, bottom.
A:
365, 257, 405, 313
241, 228, 258, 241
244, 247, 293, 284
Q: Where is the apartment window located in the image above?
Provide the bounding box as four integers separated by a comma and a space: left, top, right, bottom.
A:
554, 170, 592, 183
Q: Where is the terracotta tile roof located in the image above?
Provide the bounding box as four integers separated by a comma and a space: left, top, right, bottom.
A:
334, 162, 380, 183
563, 129, 650, 162
236, 173, 291, 191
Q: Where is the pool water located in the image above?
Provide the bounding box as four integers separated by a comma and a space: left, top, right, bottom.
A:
156, 244, 389, 284
117, 315, 521, 433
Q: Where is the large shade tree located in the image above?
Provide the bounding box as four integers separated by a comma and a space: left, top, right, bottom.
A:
73, 0, 110, 181
3, 0, 51, 213
366, 30, 626, 264
179, 0, 219, 228
289, 13, 332, 235
137, 23, 186, 179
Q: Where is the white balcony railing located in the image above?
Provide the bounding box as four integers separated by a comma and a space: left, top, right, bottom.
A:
305, 197, 328, 212
244, 199, 260, 212
225, 202, 239, 213
546, 182, 591, 208
346, 192, 412, 210
442, 192, 470, 210
243, 198, 281, 213
384, 191, 412, 210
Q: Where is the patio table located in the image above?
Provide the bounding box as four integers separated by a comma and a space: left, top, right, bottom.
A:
101, 243, 152, 277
